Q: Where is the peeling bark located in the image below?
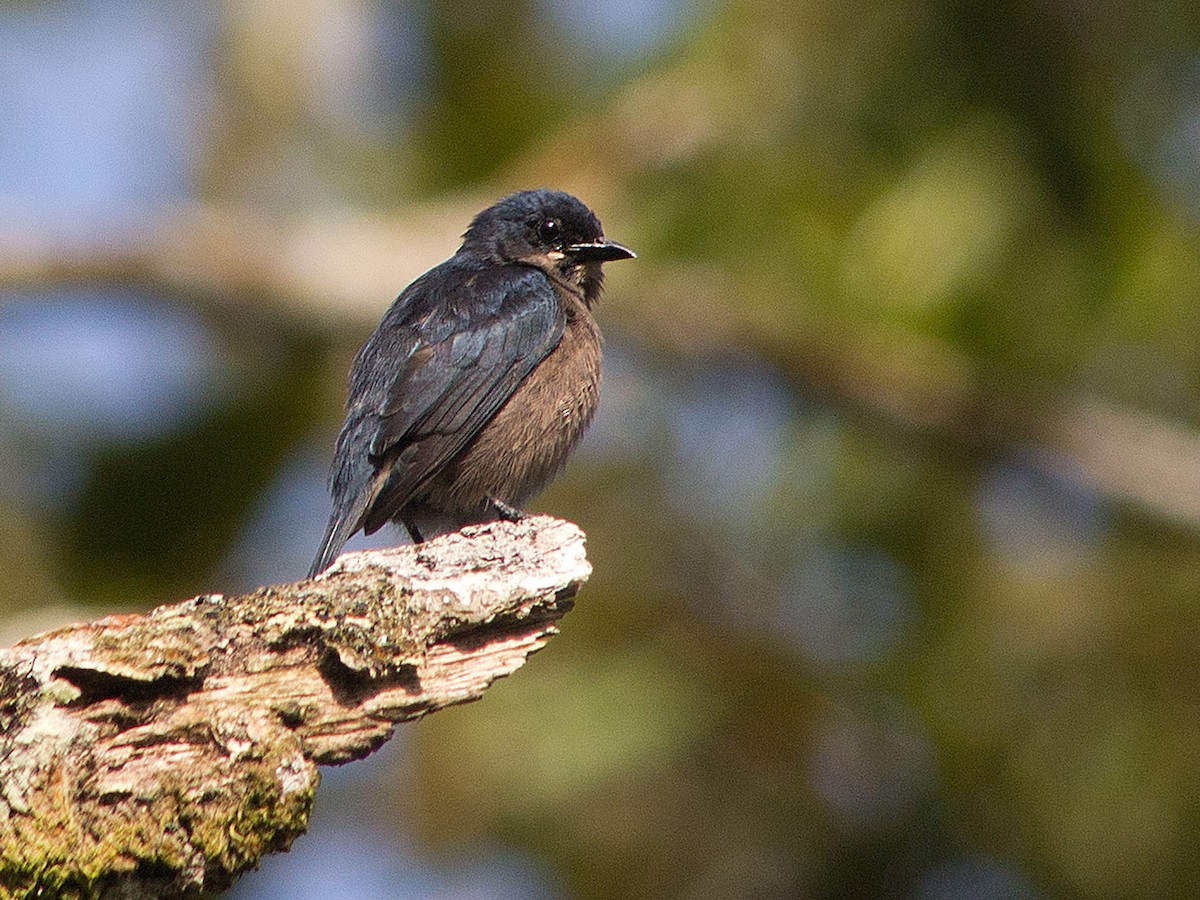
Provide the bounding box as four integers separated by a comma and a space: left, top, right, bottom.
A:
0, 517, 589, 899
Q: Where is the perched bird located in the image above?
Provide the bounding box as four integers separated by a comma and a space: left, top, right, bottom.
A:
308, 190, 635, 577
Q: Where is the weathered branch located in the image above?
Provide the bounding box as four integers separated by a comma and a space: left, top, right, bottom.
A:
0, 516, 588, 900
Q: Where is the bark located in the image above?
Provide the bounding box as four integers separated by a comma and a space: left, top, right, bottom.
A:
0, 516, 589, 899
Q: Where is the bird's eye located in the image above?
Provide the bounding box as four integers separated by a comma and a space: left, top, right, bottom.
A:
538, 218, 562, 247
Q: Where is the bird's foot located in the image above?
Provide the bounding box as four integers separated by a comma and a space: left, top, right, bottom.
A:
489, 498, 525, 522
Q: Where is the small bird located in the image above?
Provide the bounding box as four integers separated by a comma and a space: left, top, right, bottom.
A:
308, 190, 635, 577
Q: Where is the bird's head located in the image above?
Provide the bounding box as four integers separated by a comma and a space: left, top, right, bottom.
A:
461, 189, 635, 304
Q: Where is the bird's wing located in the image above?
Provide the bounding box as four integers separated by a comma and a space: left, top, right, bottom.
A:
353, 263, 565, 534
308, 262, 563, 577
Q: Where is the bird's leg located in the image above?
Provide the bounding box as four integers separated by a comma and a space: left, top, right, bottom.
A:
488, 497, 525, 522
401, 517, 425, 543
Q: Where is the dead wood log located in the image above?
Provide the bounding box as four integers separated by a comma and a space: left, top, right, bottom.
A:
0, 516, 589, 899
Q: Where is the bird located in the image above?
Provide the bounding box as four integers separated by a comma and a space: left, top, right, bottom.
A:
307, 189, 635, 578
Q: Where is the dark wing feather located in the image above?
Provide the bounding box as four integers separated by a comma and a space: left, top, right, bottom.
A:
307, 260, 563, 576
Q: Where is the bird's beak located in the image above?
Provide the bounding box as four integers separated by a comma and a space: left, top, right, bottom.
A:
566, 240, 637, 263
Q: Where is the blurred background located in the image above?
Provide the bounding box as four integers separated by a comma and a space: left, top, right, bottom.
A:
2, 0, 1200, 897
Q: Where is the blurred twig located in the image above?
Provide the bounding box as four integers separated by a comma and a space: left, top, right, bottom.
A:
0, 199, 482, 332
0, 516, 588, 899
763, 325, 1200, 530
633, 277, 1200, 529
3, 197, 1200, 529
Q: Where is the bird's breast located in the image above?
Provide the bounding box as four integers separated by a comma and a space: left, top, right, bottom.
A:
428, 296, 601, 511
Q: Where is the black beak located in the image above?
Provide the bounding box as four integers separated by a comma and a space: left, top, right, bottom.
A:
566, 240, 636, 263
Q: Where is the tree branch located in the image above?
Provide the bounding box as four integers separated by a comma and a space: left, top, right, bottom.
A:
6, 201, 1200, 531
0, 516, 588, 900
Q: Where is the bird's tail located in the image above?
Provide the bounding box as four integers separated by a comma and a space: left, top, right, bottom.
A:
308, 418, 379, 579
307, 518, 349, 578
307, 489, 371, 578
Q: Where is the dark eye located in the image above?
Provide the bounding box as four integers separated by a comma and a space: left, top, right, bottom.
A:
538, 218, 562, 247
